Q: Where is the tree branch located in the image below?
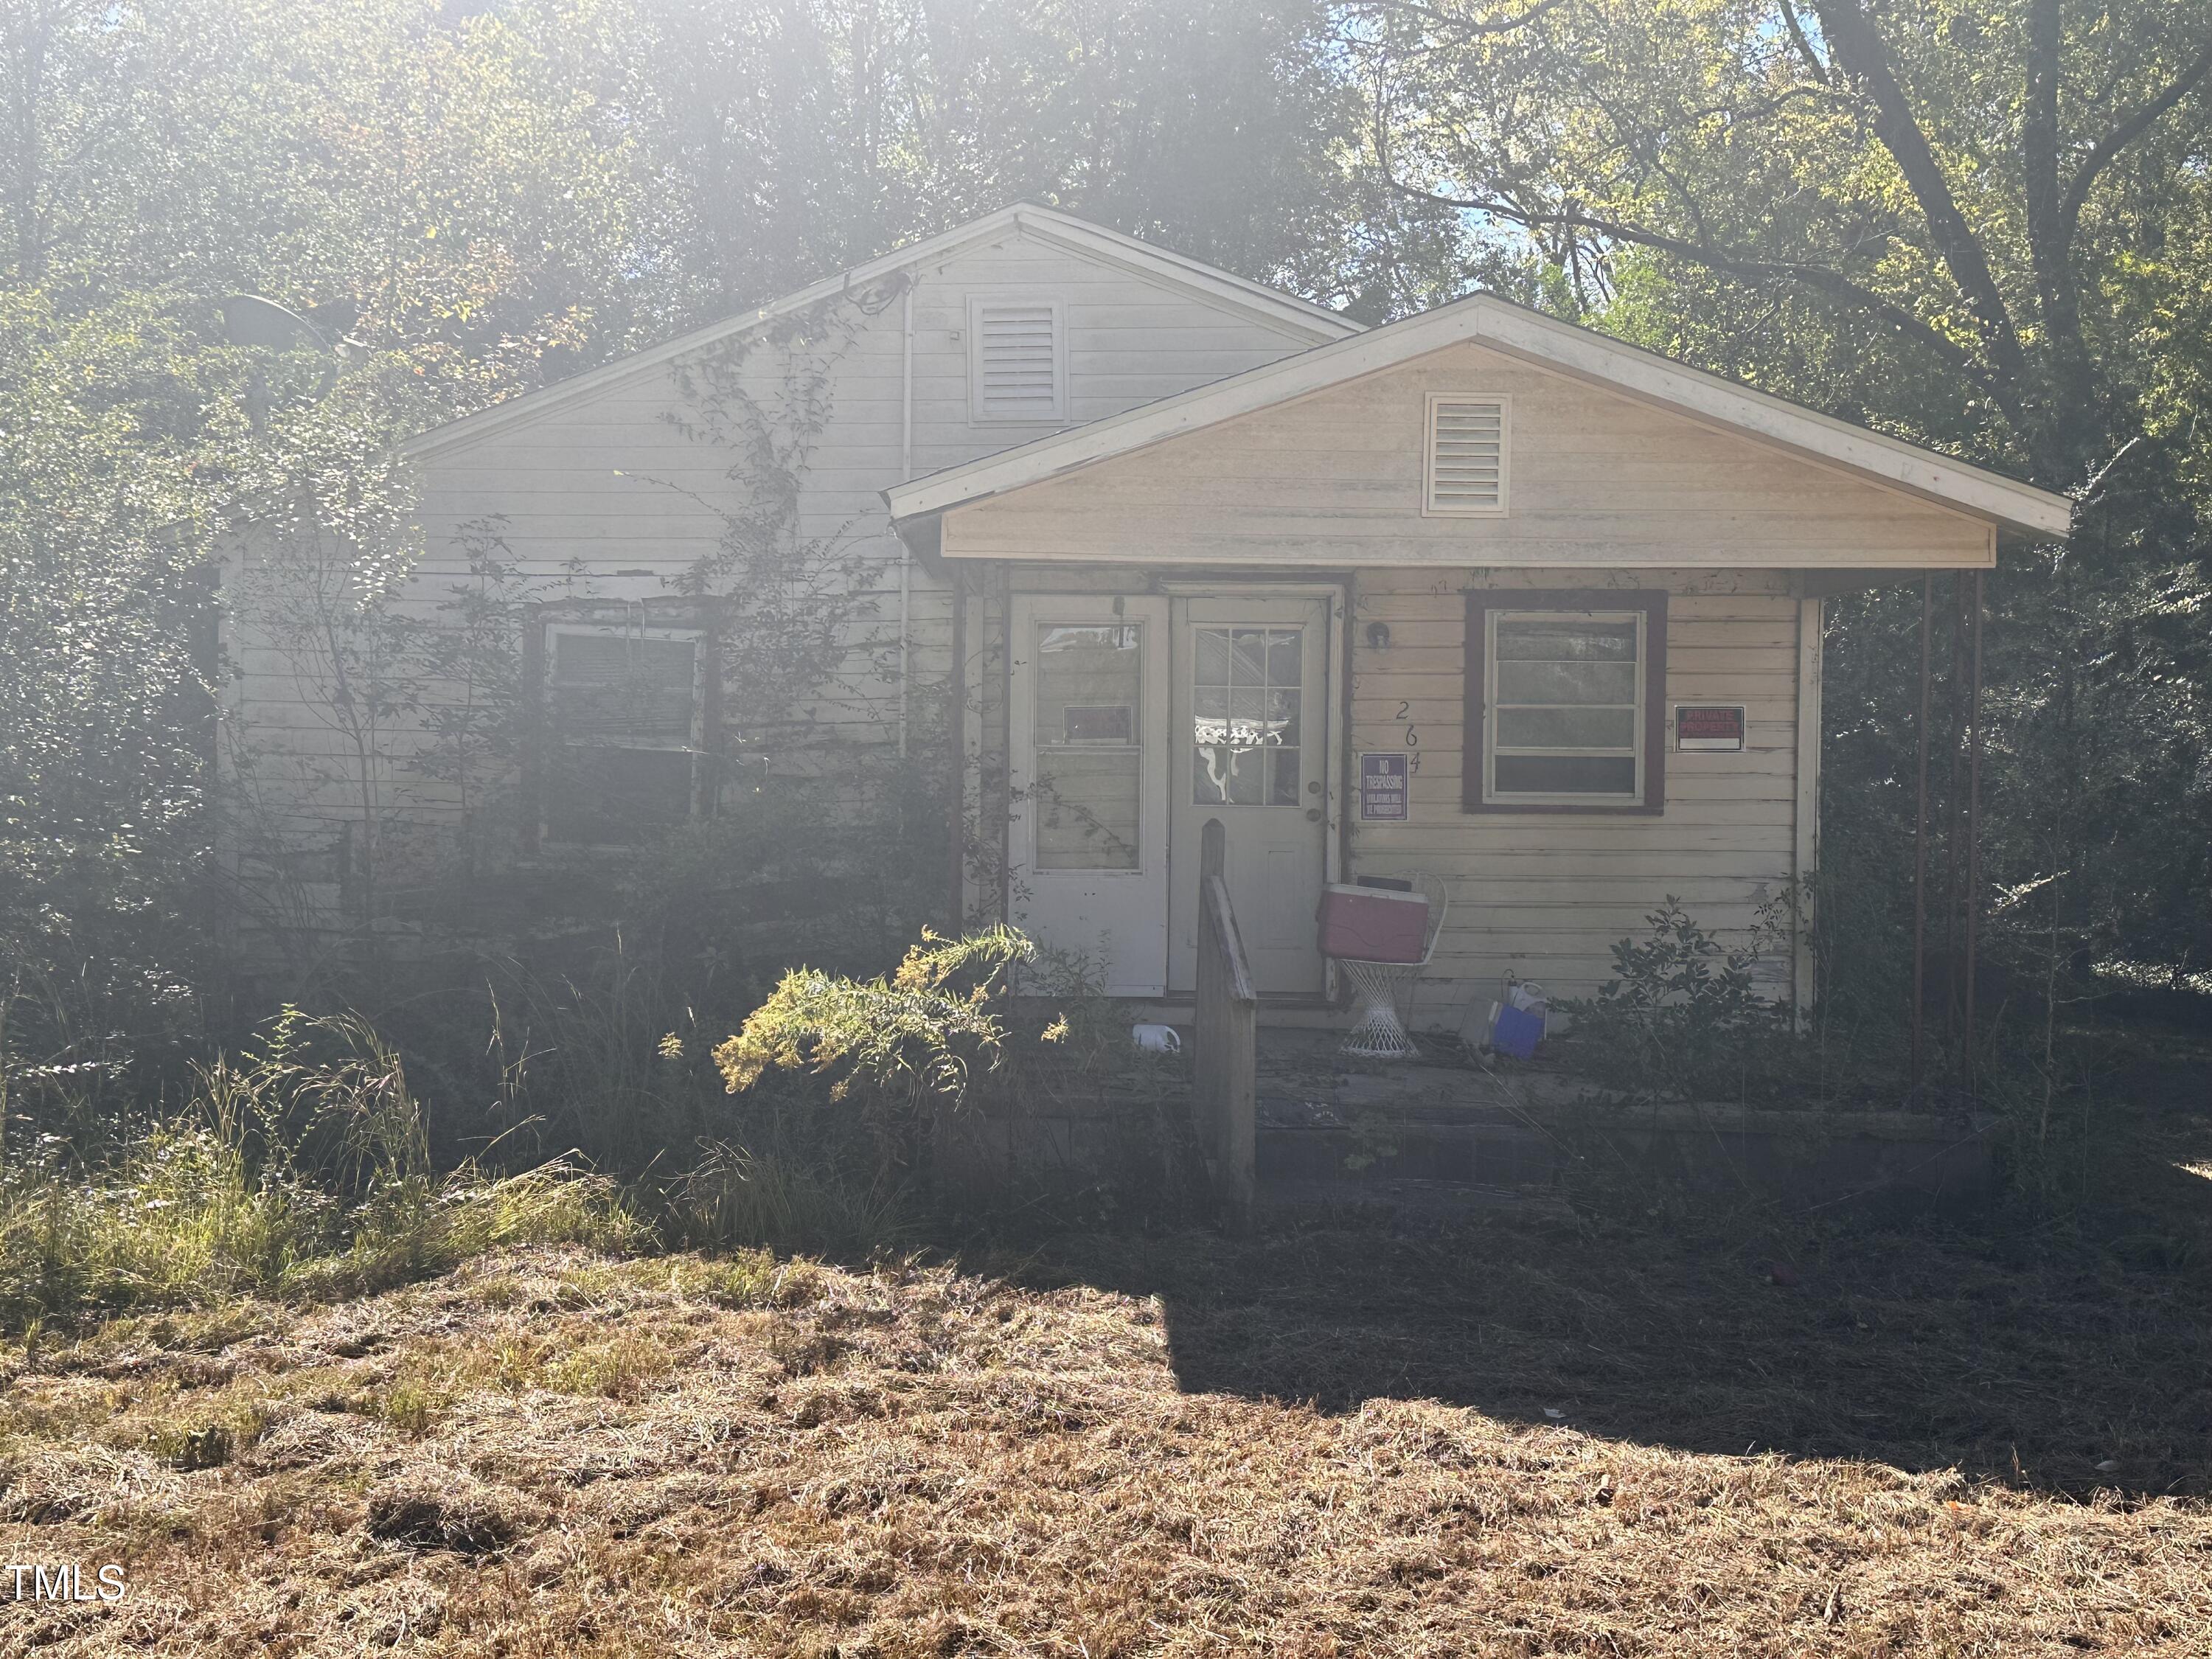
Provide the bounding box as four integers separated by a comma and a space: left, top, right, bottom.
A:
1402, 180, 2019, 416
2022, 0, 2067, 333
2057, 34, 2212, 235
1809, 0, 2029, 394
1777, 0, 1831, 86
1348, 0, 1571, 38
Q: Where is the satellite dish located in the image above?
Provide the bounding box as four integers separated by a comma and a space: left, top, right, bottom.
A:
219, 294, 330, 354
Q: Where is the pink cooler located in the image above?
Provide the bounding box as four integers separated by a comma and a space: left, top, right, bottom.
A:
1318, 883, 1429, 963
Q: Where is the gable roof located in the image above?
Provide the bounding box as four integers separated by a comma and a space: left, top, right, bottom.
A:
885, 290, 2073, 539
400, 204, 1360, 460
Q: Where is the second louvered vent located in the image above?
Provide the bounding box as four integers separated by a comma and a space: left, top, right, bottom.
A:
1425, 395, 1510, 515
971, 300, 1065, 423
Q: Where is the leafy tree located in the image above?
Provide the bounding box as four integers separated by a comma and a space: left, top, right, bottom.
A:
0, 291, 215, 1021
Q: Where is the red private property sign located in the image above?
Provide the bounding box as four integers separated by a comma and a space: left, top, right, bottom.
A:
1675, 705, 1747, 751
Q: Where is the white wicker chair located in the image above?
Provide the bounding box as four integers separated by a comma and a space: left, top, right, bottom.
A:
1331, 876, 1450, 1060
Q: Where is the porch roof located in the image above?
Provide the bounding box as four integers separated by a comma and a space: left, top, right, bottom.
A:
885, 291, 2074, 543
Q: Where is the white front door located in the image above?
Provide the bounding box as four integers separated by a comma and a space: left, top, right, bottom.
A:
1169, 596, 1332, 995
1006, 595, 1171, 996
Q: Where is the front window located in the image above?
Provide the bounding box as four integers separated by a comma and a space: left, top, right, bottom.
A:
543, 625, 703, 845
1484, 610, 1644, 804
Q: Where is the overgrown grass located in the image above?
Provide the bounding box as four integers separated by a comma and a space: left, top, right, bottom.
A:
0, 1012, 644, 1334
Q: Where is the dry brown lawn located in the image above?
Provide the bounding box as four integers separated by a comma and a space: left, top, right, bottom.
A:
1, 1216, 2208, 1657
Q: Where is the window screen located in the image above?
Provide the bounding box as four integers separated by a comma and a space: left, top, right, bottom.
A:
1492, 614, 1640, 798
544, 629, 699, 845
1465, 591, 1666, 813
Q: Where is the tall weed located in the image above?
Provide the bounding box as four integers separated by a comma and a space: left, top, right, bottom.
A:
0, 1012, 640, 1331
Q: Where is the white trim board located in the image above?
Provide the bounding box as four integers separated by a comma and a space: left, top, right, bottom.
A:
886, 291, 2073, 540
400, 204, 1359, 462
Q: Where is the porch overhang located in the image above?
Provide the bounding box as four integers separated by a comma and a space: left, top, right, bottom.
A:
884, 291, 2073, 550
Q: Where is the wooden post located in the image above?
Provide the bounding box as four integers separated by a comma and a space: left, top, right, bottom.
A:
1910, 576, 1933, 1093
1964, 568, 1985, 1098
1193, 817, 1256, 1231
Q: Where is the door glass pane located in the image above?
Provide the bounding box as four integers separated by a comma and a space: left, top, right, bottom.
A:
1034, 622, 1143, 870
1192, 624, 1303, 806
1231, 629, 1269, 683
1194, 743, 1263, 804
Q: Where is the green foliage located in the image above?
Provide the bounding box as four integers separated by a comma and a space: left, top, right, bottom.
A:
0, 1011, 641, 1332
713, 928, 1031, 1175
0, 291, 216, 1006
1357, 0, 2212, 1018
1561, 899, 1793, 1104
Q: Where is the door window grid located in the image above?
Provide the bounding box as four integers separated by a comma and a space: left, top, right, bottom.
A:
1486, 611, 1643, 801
1192, 626, 1302, 807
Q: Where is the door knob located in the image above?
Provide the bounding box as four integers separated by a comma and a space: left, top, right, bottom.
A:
1304, 807, 1324, 822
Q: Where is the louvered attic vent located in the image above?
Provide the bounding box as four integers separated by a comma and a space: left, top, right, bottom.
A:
1424, 394, 1510, 515
970, 299, 1065, 423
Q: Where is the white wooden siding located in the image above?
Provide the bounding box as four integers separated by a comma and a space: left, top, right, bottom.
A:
220, 226, 1325, 905
951, 562, 1806, 1011
1346, 568, 1804, 1016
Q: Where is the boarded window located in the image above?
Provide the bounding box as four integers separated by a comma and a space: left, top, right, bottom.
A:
1463, 591, 1667, 813
1424, 394, 1509, 515
543, 627, 701, 845
970, 299, 1065, 423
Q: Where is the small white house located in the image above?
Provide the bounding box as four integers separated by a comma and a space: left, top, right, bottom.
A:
218, 204, 2070, 1022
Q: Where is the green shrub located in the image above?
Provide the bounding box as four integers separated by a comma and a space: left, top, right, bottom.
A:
1559, 899, 1794, 1104
713, 926, 1032, 1175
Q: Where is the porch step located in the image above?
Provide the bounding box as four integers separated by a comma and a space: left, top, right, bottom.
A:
1257, 1174, 1537, 1219
1256, 1105, 1564, 1189
1119, 999, 1347, 1032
